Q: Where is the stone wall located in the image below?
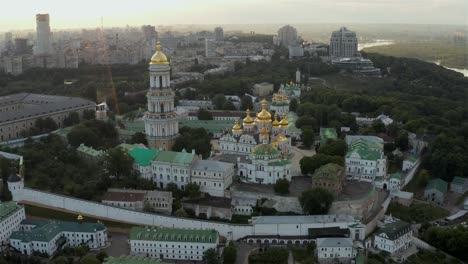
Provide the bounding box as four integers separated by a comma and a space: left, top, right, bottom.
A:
12, 188, 252, 240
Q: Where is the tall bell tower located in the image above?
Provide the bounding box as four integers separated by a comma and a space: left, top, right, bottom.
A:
144, 42, 178, 150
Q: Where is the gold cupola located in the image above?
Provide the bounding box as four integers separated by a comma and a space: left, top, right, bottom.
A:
150, 41, 169, 65
279, 113, 289, 127
232, 119, 242, 133
256, 98, 272, 123
243, 109, 254, 125
259, 124, 269, 138
272, 113, 280, 127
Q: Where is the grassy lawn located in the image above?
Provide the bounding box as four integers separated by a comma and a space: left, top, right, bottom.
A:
23, 203, 136, 229
407, 250, 462, 264
249, 248, 289, 264
387, 202, 449, 224
292, 246, 317, 264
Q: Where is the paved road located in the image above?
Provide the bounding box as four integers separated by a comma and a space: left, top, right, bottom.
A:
234, 242, 257, 264
104, 232, 130, 257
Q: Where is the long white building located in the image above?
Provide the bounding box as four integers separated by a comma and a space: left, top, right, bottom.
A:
345, 136, 387, 183
190, 160, 234, 197
10, 218, 108, 256
316, 237, 356, 263
373, 219, 412, 254
130, 226, 219, 261
0, 201, 25, 245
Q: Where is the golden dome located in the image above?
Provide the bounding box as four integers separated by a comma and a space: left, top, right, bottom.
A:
272, 94, 278, 102
259, 125, 269, 139
77, 214, 83, 221
279, 113, 289, 126
282, 94, 288, 100
272, 113, 280, 127
243, 109, 254, 125
150, 41, 169, 65
277, 134, 288, 142
232, 119, 242, 132
256, 99, 272, 122
270, 141, 278, 148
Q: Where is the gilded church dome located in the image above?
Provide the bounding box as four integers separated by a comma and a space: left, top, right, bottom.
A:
272, 113, 280, 127
279, 113, 289, 126
256, 99, 272, 123
150, 41, 169, 65
243, 109, 254, 125
232, 119, 242, 132
276, 134, 288, 142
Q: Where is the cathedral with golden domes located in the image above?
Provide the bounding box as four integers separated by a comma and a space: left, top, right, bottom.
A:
219, 98, 292, 184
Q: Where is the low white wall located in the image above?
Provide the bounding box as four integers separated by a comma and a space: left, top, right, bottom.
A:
13, 188, 252, 240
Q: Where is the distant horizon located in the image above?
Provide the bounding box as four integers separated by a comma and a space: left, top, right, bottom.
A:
1, 0, 466, 32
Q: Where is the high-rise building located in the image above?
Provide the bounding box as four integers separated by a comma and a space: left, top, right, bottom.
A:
141, 25, 158, 41
35, 14, 51, 55
214, 27, 224, 41
277, 25, 298, 47
329, 26, 358, 58
144, 42, 179, 150
14, 38, 29, 55
205, 38, 216, 57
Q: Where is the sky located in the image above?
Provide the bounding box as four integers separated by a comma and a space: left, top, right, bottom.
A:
1, 0, 467, 32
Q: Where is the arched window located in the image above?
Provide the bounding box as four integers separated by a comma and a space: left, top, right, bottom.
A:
159, 76, 163, 88
160, 104, 164, 113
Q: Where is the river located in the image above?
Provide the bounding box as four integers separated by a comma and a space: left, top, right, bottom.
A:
434, 61, 468, 77
358, 40, 394, 51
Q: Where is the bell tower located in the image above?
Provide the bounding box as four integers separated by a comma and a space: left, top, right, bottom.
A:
144, 42, 178, 150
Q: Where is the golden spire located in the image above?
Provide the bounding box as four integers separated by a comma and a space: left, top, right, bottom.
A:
150, 41, 169, 65
77, 214, 83, 222
256, 98, 272, 123
259, 125, 269, 139
232, 119, 242, 132
272, 113, 280, 127
243, 109, 254, 125
279, 113, 289, 126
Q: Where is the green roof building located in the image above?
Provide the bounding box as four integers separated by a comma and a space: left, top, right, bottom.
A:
129, 226, 219, 261
77, 144, 105, 160
153, 150, 196, 165
10, 219, 108, 256
129, 148, 158, 167
312, 163, 345, 194
424, 178, 448, 205
451, 176, 468, 194
0, 201, 25, 243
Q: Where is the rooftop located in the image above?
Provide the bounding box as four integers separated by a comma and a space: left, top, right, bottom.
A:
426, 178, 448, 194
346, 139, 383, 161
316, 237, 353, 248
451, 176, 467, 186
154, 150, 195, 165
320, 127, 338, 144
376, 220, 411, 240
0, 201, 23, 222
104, 256, 167, 264
130, 227, 218, 243
129, 148, 158, 166
191, 160, 233, 172
0, 93, 95, 123
179, 119, 236, 134
102, 192, 145, 202
312, 163, 345, 181
77, 144, 105, 158
251, 215, 355, 225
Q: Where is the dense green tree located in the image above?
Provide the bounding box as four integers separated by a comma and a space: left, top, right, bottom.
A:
197, 109, 214, 120
212, 94, 226, 110
274, 178, 290, 195
173, 127, 212, 158
185, 182, 201, 199
318, 139, 348, 157
82, 110, 96, 120
204, 248, 220, 264
372, 120, 386, 133
80, 254, 101, 264
289, 98, 298, 112
301, 128, 315, 148
67, 126, 100, 148
67, 120, 118, 149
300, 154, 344, 175
129, 132, 148, 145
223, 242, 237, 264
104, 147, 133, 180
63, 112, 81, 127
52, 256, 69, 264
299, 188, 334, 215
240, 95, 253, 111
395, 132, 409, 151
424, 226, 468, 261
96, 251, 108, 262
222, 100, 236, 110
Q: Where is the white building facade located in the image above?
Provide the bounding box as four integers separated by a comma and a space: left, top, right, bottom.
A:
373, 219, 412, 255
0, 201, 25, 245
190, 160, 234, 197
316, 237, 356, 263
330, 27, 358, 58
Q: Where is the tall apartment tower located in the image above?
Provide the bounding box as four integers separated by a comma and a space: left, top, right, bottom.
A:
214, 27, 224, 41
329, 26, 358, 58
277, 25, 298, 47
35, 14, 51, 55
144, 42, 178, 150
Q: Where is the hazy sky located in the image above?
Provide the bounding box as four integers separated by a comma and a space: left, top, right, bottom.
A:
1, 0, 467, 31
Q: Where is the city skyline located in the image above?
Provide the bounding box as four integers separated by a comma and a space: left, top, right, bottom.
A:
1, 0, 467, 32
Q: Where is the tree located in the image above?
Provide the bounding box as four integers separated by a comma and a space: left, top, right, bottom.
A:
289, 98, 298, 112
80, 254, 100, 264
105, 147, 133, 180
63, 112, 80, 127
372, 120, 386, 133
318, 139, 348, 157
396, 132, 409, 151
52, 256, 69, 264
300, 154, 344, 175
204, 248, 220, 264
301, 128, 315, 148
96, 251, 108, 262
197, 109, 214, 120
274, 178, 290, 195
212, 94, 226, 110
185, 182, 201, 199
299, 188, 334, 215
129, 132, 148, 145
83, 110, 96, 120
240, 96, 253, 111
222, 100, 236, 110
173, 127, 212, 158
67, 126, 100, 148
223, 242, 237, 264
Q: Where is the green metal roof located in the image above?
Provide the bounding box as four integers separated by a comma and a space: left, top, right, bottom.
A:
10, 220, 106, 243
451, 176, 467, 186
154, 150, 195, 165
346, 139, 382, 161
77, 144, 105, 158
104, 256, 167, 264
426, 178, 448, 194
377, 220, 411, 240
313, 163, 344, 181
179, 119, 237, 134
268, 159, 291, 166
130, 227, 218, 244
0, 202, 23, 222
129, 148, 158, 166
252, 144, 279, 156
